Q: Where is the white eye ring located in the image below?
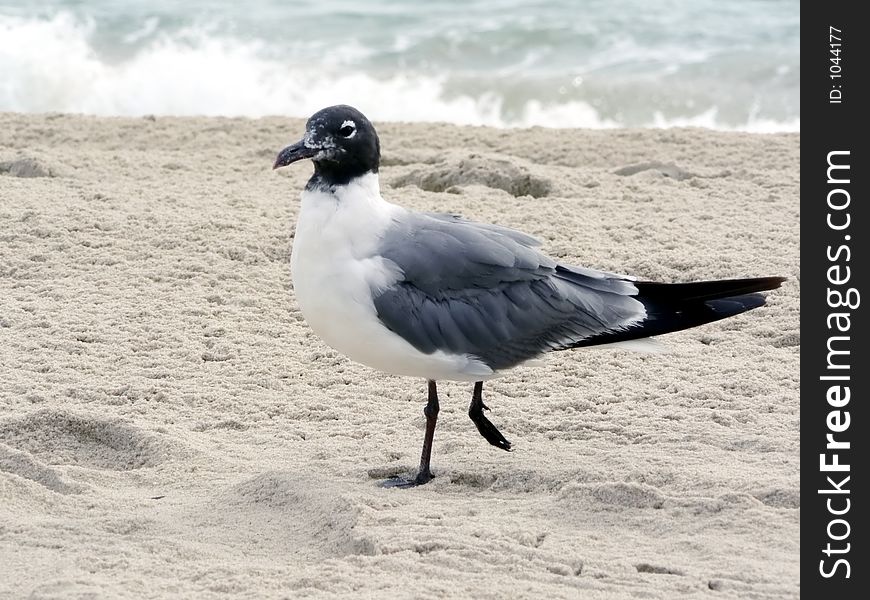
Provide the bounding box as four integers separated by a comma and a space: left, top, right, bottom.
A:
339, 120, 356, 138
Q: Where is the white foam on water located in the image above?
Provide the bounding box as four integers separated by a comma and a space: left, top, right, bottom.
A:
650, 108, 800, 134
0, 12, 799, 131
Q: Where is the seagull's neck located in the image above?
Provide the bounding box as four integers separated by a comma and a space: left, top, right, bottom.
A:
302, 170, 386, 207
307, 159, 379, 191
296, 171, 399, 253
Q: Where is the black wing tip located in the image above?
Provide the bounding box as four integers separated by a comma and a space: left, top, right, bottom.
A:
635, 275, 788, 302
705, 292, 768, 315
752, 275, 788, 290
566, 276, 787, 350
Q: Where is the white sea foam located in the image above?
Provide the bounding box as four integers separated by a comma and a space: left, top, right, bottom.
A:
0, 11, 799, 131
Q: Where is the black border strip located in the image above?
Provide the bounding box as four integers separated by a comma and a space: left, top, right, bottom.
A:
802, 5, 868, 596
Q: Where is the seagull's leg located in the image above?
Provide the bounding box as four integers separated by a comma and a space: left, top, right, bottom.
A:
414, 380, 440, 485
468, 381, 512, 451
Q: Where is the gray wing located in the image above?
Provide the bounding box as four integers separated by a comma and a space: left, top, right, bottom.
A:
373, 211, 646, 371
422, 212, 544, 248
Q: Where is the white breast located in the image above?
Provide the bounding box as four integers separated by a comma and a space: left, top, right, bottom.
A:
290, 172, 494, 381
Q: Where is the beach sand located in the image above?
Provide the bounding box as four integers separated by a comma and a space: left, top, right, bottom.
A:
1, 114, 799, 599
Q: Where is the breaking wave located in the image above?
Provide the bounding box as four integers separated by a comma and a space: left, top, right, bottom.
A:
0, 9, 799, 131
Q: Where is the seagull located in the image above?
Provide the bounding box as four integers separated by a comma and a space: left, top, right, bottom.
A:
273, 105, 785, 487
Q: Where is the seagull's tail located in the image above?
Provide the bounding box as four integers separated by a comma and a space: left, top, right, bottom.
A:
633, 275, 787, 332
571, 276, 787, 348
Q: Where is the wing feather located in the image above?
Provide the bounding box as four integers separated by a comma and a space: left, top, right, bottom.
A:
373, 212, 645, 370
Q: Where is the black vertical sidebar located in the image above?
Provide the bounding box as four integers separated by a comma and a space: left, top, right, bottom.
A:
802, 4, 868, 597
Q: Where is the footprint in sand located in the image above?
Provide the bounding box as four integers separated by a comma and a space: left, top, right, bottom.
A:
0, 409, 173, 472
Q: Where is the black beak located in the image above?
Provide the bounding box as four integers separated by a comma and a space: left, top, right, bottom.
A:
273, 139, 318, 170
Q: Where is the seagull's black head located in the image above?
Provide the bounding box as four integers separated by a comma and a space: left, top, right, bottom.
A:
273, 105, 380, 188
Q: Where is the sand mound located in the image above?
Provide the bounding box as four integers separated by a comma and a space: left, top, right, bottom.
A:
0, 157, 55, 178
0, 410, 172, 471
392, 154, 552, 197
224, 471, 375, 558
0, 443, 85, 495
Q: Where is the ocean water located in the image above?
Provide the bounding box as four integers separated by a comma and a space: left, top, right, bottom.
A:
0, 1, 799, 130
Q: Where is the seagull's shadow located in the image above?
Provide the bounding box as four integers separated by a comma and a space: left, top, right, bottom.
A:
378, 476, 426, 489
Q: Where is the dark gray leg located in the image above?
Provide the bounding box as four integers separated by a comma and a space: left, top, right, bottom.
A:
414, 380, 440, 484
380, 380, 440, 489
469, 381, 512, 451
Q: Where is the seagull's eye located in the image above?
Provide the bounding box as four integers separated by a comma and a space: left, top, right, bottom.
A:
339, 123, 356, 138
